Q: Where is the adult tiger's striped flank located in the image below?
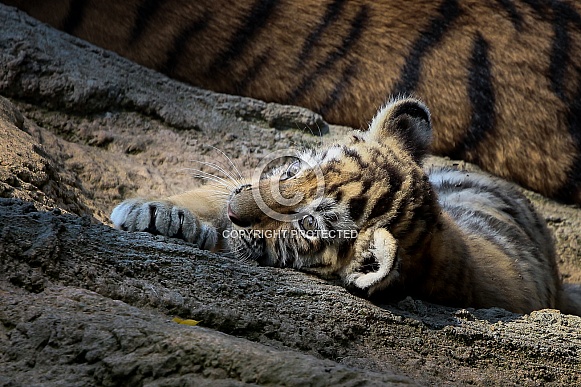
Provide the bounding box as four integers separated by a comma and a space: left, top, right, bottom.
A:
5, 0, 581, 203
110, 97, 581, 315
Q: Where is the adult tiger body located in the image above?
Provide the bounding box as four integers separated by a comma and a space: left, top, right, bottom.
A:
4, 0, 581, 203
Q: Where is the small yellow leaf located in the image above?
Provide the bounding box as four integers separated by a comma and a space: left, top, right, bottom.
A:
172, 317, 200, 326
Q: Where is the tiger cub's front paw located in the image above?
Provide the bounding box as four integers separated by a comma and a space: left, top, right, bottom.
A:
110, 199, 217, 250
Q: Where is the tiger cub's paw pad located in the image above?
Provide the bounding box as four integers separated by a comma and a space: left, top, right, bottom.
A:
345, 229, 399, 292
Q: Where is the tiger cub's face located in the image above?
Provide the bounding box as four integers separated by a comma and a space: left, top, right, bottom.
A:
225, 98, 436, 282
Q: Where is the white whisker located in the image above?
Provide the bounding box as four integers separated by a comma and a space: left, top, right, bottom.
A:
185, 168, 237, 190
209, 145, 244, 181
187, 167, 234, 185
232, 243, 253, 264
188, 174, 232, 190
189, 159, 240, 186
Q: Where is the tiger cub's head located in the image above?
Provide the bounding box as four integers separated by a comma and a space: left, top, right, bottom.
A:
226, 97, 438, 292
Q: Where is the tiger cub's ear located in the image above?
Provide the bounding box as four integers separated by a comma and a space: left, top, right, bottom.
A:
368, 98, 432, 163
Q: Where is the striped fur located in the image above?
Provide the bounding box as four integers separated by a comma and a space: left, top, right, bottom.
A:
111, 97, 581, 315
5, 0, 581, 203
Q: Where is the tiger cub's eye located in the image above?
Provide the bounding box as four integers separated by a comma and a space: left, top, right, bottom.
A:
300, 214, 317, 232
281, 160, 301, 181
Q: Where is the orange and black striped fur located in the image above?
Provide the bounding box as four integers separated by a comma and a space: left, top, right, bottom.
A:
111, 97, 581, 315
4, 0, 581, 203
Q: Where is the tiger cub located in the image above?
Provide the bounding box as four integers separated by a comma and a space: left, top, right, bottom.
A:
111, 97, 580, 315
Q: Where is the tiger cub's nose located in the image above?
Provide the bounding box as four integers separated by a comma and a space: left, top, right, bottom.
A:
227, 203, 253, 228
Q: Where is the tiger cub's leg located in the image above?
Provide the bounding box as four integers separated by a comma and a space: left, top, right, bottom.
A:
344, 228, 400, 293
110, 185, 229, 251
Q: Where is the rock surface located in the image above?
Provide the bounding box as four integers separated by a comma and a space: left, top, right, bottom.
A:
2, 199, 581, 386
0, 4, 580, 386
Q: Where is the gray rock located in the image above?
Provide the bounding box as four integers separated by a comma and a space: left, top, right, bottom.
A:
1, 198, 580, 385
0, 280, 414, 386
